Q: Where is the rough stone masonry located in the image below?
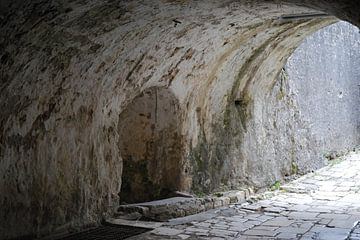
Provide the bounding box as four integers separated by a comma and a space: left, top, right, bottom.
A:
0, 0, 359, 239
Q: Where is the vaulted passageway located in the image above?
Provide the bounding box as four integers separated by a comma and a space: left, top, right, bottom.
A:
0, 0, 359, 239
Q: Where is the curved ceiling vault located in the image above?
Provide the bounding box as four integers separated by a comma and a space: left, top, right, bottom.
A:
0, 0, 359, 238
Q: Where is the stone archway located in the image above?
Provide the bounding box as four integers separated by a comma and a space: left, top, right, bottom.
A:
1, 0, 360, 238
118, 87, 184, 203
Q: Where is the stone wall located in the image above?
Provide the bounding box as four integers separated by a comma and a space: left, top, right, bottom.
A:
285, 21, 360, 154
243, 21, 360, 188
0, 0, 359, 239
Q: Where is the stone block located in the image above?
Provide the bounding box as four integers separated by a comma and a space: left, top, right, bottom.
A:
244, 229, 278, 237
263, 217, 294, 227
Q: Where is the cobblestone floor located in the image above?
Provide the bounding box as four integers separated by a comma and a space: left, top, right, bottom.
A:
128, 152, 360, 240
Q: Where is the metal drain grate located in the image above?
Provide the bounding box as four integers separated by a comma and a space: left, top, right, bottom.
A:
57, 223, 151, 240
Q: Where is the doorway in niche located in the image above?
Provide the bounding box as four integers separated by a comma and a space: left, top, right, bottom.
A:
118, 87, 183, 204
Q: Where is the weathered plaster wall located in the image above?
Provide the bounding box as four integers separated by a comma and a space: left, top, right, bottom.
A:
239, 69, 319, 188
190, 19, 338, 192
0, 0, 359, 239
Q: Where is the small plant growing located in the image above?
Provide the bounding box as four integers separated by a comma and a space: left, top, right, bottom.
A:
215, 192, 223, 197
194, 191, 206, 198
328, 157, 343, 166
323, 151, 337, 160
291, 161, 299, 175
270, 181, 281, 191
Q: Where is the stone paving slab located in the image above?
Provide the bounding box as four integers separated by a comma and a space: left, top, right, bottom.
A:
116, 190, 251, 221
107, 218, 164, 229
125, 152, 360, 239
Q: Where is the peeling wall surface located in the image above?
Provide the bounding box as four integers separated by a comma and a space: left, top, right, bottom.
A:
0, 0, 359, 239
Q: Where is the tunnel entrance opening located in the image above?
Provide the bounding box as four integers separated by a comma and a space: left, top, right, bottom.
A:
118, 87, 183, 204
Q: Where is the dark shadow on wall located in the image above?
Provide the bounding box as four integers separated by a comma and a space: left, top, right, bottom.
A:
118, 87, 184, 204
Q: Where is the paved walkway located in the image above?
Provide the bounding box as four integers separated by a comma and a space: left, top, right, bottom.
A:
129, 152, 360, 240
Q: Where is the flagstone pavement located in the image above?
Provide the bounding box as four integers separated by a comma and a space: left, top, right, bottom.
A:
129, 152, 360, 240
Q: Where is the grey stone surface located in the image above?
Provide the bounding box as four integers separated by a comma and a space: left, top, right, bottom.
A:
151, 227, 183, 236
286, 21, 360, 154
116, 190, 249, 221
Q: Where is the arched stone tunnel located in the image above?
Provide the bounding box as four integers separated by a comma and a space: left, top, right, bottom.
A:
0, 0, 359, 239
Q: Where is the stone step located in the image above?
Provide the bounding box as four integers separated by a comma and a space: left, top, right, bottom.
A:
114, 189, 253, 221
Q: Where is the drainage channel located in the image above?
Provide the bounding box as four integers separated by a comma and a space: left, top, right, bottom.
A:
55, 223, 151, 240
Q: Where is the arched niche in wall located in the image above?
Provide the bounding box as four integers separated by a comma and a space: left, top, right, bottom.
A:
118, 87, 183, 204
